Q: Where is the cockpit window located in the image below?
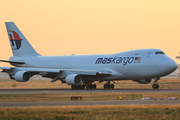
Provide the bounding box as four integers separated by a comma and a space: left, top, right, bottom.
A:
155, 52, 165, 54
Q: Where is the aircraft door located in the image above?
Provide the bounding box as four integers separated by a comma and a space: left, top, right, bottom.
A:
147, 51, 151, 58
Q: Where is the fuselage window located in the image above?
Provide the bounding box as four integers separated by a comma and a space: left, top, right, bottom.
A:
155, 52, 165, 54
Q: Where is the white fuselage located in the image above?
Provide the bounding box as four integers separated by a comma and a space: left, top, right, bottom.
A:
9, 49, 177, 81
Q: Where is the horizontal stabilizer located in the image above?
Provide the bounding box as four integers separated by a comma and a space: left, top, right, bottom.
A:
0, 60, 25, 64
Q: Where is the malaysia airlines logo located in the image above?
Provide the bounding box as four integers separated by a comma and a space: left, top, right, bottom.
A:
8, 30, 23, 50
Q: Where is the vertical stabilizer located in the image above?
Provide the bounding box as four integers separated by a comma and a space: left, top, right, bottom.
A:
5, 22, 39, 57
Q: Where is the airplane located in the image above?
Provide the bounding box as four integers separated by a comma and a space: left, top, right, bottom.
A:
0, 22, 177, 89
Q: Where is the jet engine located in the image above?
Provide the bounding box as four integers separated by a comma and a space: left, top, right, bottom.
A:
65, 74, 82, 85
133, 79, 152, 84
14, 71, 31, 82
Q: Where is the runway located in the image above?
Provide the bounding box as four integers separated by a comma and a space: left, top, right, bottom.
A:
0, 100, 180, 108
0, 88, 180, 94
0, 89, 179, 107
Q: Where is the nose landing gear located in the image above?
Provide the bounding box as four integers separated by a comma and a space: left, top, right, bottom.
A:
152, 84, 159, 89
152, 78, 160, 89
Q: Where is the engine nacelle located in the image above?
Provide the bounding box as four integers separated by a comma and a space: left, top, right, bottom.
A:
65, 74, 82, 85
14, 71, 31, 82
133, 79, 152, 84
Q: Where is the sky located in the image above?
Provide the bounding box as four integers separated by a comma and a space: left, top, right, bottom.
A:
0, 0, 180, 67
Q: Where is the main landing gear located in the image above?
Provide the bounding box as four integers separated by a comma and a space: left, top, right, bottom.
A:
86, 84, 96, 89
71, 81, 115, 90
104, 81, 114, 89
71, 85, 85, 89
71, 84, 96, 90
152, 78, 159, 89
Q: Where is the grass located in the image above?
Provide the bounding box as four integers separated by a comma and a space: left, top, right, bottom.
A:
11, 83, 17, 87
0, 78, 179, 119
0, 105, 180, 120
0, 93, 179, 102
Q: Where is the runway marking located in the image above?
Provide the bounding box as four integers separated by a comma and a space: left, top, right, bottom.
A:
42, 91, 50, 92
0, 89, 180, 94
0, 100, 180, 108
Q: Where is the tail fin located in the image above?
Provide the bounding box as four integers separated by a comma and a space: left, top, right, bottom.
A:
5, 22, 39, 57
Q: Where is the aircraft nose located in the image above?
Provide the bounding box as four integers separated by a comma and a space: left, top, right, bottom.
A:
170, 60, 178, 71
155, 57, 177, 76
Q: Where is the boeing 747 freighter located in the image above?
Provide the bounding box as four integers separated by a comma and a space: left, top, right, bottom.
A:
0, 22, 177, 89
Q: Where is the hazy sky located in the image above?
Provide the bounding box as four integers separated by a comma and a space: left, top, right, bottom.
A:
0, 0, 180, 66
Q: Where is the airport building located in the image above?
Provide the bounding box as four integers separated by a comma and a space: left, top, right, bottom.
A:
176, 55, 180, 77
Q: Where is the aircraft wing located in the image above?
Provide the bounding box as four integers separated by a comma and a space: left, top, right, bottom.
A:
0, 67, 112, 77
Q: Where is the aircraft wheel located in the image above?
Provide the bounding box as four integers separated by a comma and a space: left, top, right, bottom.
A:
110, 84, 114, 89
108, 85, 111, 89
82, 85, 85, 89
152, 84, 156, 89
71, 85, 75, 90
104, 84, 107, 89
90, 85, 93, 89
152, 84, 159, 89
93, 84, 96, 89
75, 85, 79, 89
86, 85, 90, 89
156, 84, 159, 89
80, 85, 83, 89
92, 84, 94, 89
